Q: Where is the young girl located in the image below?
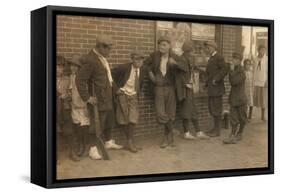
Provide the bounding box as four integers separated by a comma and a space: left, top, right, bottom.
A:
244, 59, 254, 121
68, 55, 92, 161
253, 45, 268, 121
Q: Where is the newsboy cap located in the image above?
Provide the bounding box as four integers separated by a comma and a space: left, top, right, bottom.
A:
68, 54, 83, 67
157, 35, 171, 44
96, 35, 114, 46
232, 52, 243, 60
131, 51, 145, 59
204, 41, 217, 49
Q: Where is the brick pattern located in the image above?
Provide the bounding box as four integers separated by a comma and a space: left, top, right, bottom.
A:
57, 15, 155, 64
221, 25, 243, 113
56, 15, 242, 139
222, 25, 242, 62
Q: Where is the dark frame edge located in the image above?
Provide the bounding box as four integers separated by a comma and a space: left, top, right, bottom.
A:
31, 6, 48, 188
47, 168, 273, 188
268, 20, 274, 174
45, 5, 274, 25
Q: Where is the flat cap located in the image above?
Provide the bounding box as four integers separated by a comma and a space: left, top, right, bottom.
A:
96, 34, 114, 46
157, 35, 172, 44
204, 41, 217, 49
131, 51, 145, 59
232, 52, 243, 60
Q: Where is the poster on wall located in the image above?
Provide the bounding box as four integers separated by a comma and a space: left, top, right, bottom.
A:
156, 21, 191, 55
191, 23, 216, 41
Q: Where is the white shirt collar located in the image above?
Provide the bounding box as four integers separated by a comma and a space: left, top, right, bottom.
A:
211, 51, 217, 57
131, 65, 140, 76
92, 49, 113, 86
93, 49, 105, 59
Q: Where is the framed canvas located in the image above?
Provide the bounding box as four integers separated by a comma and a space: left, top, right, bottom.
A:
31, 5, 274, 188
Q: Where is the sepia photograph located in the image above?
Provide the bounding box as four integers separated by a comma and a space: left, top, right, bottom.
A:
55, 14, 270, 180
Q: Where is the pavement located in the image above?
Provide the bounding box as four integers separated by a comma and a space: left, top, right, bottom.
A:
56, 111, 268, 180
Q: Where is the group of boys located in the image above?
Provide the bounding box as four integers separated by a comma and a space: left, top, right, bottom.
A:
57, 34, 250, 161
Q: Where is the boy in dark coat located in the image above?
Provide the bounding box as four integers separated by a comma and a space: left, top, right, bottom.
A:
76, 35, 122, 160
111, 51, 146, 153
175, 41, 209, 140
223, 53, 247, 144
204, 41, 229, 137
144, 35, 187, 148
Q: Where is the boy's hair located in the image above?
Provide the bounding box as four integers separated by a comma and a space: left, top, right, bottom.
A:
243, 59, 251, 66
56, 56, 65, 66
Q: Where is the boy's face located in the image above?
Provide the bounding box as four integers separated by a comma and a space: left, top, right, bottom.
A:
158, 41, 171, 54
132, 56, 144, 68
57, 65, 64, 76
258, 48, 266, 57
232, 58, 241, 66
70, 64, 79, 74
244, 61, 251, 70
97, 44, 112, 58
204, 46, 215, 56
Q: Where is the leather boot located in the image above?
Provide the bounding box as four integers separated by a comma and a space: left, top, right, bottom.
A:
168, 130, 175, 147
126, 125, 138, 153
128, 124, 142, 150
68, 134, 81, 162
261, 108, 265, 121
223, 124, 237, 144
127, 139, 138, 153
207, 116, 220, 137
77, 126, 88, 157
160, 127, 169, 148
167, 121, 175, 147
248, 106, 253, 120
235, 122, 245, 141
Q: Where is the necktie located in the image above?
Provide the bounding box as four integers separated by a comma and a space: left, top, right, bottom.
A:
257, 60, 261, 71
134, 69, 140, 94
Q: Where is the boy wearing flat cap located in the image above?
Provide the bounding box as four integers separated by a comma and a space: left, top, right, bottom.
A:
204, 41, 229, 137
111, 51, 146, 153
175, 41, 209, 140
223, 52, 247, 144
144, 35, 187, 148
76, 35, 123, 160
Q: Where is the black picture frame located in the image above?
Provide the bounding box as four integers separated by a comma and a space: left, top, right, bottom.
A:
31, 5, 274, 188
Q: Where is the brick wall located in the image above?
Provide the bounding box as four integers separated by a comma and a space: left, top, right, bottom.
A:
57, 15, 155, 64
56, 15, 242, 140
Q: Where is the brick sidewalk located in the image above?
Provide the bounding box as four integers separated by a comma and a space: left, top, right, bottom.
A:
56, 116, 268, 180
